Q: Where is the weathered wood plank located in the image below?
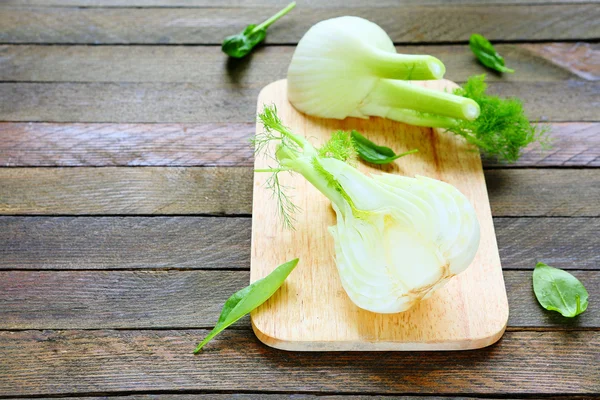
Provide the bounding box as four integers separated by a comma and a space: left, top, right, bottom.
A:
0, 217, 596, 271
0, 396, 528, 400
2, 44, 596, 83
0, 269, 597, 329
1, 81, 597, 123
6, 0, 598, 7
0, 122, 597, 167
0, 122, 256, 167
1, 5, 598, 44
0, 167, 254, 215
0, 330, 597, 396
483, 123, 600, 168
0, 217, 251, 270
0, 168, 598, 216
485, 169, 600, 217
494, 218, 600, 270
522, 42, 600, 81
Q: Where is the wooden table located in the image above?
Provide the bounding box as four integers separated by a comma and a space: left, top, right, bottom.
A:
0, 1, 599, 398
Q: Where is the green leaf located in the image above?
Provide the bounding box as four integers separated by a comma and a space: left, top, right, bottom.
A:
533, 262, 589, 318
221, 2, 296, 58
469, 34, 514, 74
222, 25, 267, 58
351, 130, 418, 164
194, 258, 299, 352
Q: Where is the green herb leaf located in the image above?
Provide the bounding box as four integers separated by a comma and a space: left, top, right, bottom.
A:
222, 25, 267, 59
351, 130, 418, 164
533, 262, 589, 318
469, 34, 514, 74
194, 258, 299, 352
318, 130, 358, 164
222, 2, 296, 58
451, 74, 551, 163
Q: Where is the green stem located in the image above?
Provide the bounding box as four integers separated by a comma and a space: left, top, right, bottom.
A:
254, 168, 291, 173
280, 156, 346, 211
386, 108, 459, 128
367, 79, 480, 121
252, 2, 296, 33
365, 49, 445, 80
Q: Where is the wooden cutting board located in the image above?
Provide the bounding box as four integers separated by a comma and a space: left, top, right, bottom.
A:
250, 79, 508, 351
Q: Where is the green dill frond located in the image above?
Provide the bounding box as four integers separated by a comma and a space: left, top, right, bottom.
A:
251, 128, 283, 158
318, 130, 357, 164
256, 104, 304, 156
450, 74, 551, 163
263, 168, 301, 230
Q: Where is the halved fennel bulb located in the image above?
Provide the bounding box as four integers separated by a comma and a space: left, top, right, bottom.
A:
325, 160, 480, 313
287, 16, 480, 127
257, 106, 481, 313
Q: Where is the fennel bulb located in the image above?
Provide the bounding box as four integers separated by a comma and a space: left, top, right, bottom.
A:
256, 106, 480, 313
287, 16, 480, 125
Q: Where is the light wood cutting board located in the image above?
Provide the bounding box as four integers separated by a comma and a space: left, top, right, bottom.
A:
250, 79, 508, 351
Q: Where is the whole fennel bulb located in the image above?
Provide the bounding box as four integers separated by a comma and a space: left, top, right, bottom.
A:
287, 16, 480, 126
256, 106, 481, 313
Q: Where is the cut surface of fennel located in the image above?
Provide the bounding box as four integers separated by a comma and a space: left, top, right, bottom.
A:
257, 106, 481, 313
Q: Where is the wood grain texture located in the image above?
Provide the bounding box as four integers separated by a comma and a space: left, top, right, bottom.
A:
0, 168, 598, 216
7, 0, 598, 6
251, 80, 507, 351
0, 167, 253, 215
494, 218, 600, 270
485, 169, 600, 217
0, 122, 597, 167
0, 122, 256, 167
3, 44, 596, 83
0, 330, 598, 396
0, 217, 251, 270
0, 217, 597, 271
0, 397, 535, 400
522, 42, 600, 81
0, 270, 597, 330
483, 122, 600, 168
1, 5, 598, 44
1, 81, 598, 123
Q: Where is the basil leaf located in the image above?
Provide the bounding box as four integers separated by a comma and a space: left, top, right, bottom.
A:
222, 25, 267, 58
469, 34, 515, 74
351, 130, 418, 165
533, 262, 589, 318
194, 258, 299, 352
222, 2, 296, 58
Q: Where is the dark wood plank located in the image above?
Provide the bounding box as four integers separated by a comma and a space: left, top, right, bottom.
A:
0, 217, 251, 270
483, 123, 599, 168
0, 167, 254, 215
1, 396, 521, 400
0, 168, 598, 216
0, 330, 598, 396
1, 5, 598, 44
6, 0, 597, 6
1, 217, 597, 271
485, 169, 599, 217
522, 42, 600, 81
1, 81, 597, 123
0, 122, 256, 167
0, 122, 597, 167
3, 44, 596, 83
495, 218, 600, 270
0, 269, 597, 329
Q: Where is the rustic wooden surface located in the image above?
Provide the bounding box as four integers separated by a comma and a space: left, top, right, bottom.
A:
0, 0, 598, 397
